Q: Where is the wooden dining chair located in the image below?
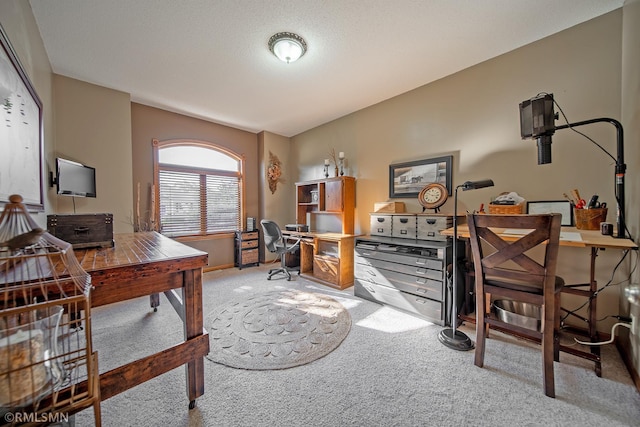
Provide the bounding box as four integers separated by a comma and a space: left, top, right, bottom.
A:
466, 213, 563, 398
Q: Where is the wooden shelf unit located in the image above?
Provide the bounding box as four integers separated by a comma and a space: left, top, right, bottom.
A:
296, 176, 355, 235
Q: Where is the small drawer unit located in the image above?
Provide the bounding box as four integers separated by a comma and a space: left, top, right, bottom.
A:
354, 236, 457, 325
416, 215, 452, 241
370, 214, 392, 237
369, 213, 453, 242
235, 230, 260, 269
391, 215, 417, 239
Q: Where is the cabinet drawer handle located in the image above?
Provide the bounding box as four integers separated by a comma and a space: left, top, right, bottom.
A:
415, 287, 427, 294
415, 258, 426, 265
426, 219, 436, 225
74, 227, 89, 234
400, 218, 408, 224
377, 218, 385, 223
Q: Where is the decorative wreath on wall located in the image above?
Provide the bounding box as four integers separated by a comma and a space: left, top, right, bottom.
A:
267, 151, 284, 194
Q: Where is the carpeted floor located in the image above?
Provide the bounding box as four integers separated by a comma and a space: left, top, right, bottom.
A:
75, 265, 640, 426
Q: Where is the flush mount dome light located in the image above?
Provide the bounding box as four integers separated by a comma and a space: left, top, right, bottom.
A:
268, 32, 307, 63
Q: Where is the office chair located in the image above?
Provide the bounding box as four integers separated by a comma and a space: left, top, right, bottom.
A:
467, 213, 563, 398
260, 220, 301, 281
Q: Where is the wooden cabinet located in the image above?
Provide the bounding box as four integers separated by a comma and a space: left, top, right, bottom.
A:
296, 176, 355, 235
292, 176, 356, 289
234, 230, 260, 269
298, 233, 355, 290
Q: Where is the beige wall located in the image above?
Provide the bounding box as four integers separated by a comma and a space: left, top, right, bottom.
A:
131, 103, 260, 269
258, 131, 296, 262
291, 10, 631, 334
52, 76, 134, 233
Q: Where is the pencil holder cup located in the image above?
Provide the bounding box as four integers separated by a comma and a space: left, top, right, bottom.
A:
574, 208, 607, 230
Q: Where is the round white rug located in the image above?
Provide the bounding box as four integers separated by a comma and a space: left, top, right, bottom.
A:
205, 290, 351, 370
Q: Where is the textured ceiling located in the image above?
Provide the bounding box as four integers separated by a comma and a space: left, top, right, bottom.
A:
29, 0, 624, 137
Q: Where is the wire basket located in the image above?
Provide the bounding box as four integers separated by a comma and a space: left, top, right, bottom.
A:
488, 203, 525, 214
0, 195, 101, 425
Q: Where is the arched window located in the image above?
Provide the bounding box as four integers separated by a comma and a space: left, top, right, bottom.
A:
153, 139, 244, 237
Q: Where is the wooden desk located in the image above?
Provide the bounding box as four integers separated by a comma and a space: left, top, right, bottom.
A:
442, 225, 637, 375
73, 232, 209, 409
282, 230, 356, 289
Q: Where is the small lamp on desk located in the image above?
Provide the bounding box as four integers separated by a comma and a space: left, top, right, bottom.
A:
439, 178, 494, 351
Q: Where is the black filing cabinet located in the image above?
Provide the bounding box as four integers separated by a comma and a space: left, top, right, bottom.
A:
235, 230, 260, 269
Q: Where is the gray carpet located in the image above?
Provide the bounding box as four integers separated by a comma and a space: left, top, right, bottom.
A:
205, 289, 351, 370
75, 265, 640, 426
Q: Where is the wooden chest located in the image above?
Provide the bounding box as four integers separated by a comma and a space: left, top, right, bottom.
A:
47, 213, 114, 248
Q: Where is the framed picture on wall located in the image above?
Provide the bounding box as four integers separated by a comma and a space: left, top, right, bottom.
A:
527, 200, 574, 226
389, 155, 452, 198
0, 23, 44, 210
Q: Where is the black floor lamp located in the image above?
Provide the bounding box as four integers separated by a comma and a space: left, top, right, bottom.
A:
438, 179, 494, 351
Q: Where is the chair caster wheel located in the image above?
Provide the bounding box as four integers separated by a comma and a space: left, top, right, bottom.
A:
154, 307, 158, 312
189, 400, 196, 409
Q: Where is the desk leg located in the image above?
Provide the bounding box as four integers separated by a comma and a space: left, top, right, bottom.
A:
150, 293, 160, 312
183, 268, 206, 408
589, 247, 602, 376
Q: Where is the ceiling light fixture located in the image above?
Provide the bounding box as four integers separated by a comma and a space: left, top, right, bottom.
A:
268, 32, 307, 63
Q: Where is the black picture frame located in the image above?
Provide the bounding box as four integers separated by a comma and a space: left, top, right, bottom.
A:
389, 155, 452, 198
526, 200, 574, 226
0, 23, 44, 211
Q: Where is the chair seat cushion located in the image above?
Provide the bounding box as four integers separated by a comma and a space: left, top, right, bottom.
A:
486, 275, 565, 294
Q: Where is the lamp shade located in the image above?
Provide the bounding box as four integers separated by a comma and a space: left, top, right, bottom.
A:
269, 32, 307, 63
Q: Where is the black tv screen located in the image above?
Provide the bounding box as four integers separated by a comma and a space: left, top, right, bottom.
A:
56, 157, 96, 197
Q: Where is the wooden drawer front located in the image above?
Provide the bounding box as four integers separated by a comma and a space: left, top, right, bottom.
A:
313, 256, 339, 284
355, 264, 443, 301
370, 215, 392, 236
243, 231, 259, 240
416, 216, 452, 241
354, 279, 443, 324
355, 249, 442, 270
241, 239, 258, 249
241, 248, 259, 264
392, 215, 417, 239
355, 257, 442, 281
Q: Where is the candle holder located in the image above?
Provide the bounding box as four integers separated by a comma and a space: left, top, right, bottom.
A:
323, 160, 330, 178
338, 152, 345, 176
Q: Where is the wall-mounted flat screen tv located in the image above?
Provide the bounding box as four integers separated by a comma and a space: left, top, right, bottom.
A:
55, 157, 96, 198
